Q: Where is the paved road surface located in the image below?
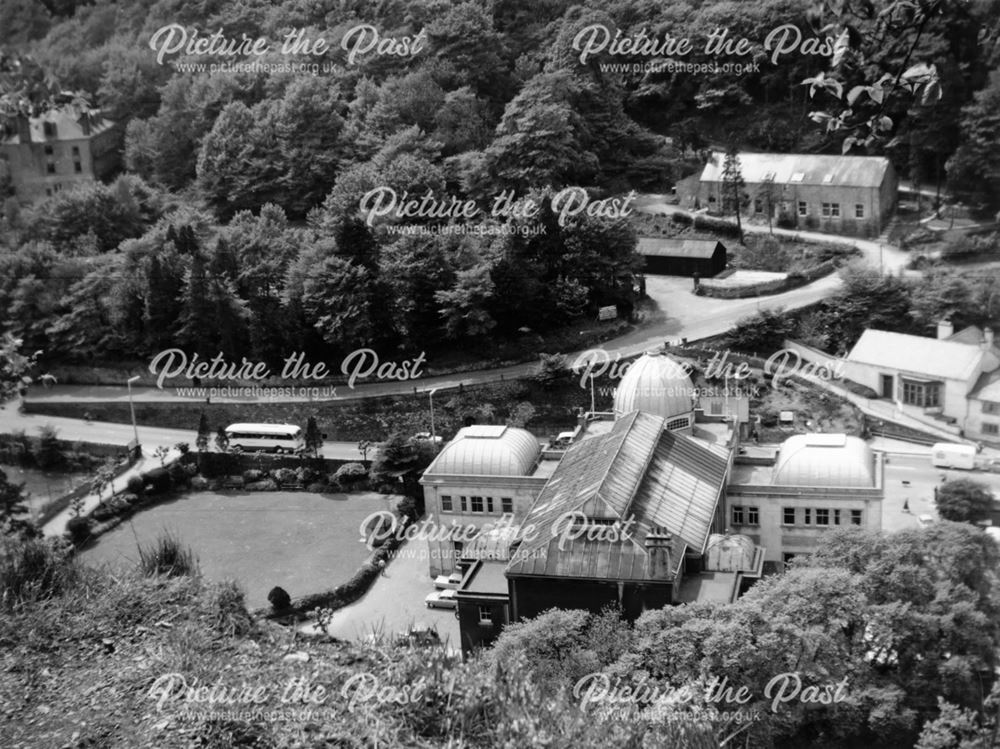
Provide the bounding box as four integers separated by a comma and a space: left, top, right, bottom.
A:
0, 403, 367, 461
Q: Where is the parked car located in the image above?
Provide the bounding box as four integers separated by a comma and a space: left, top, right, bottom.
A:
425, 589, 457, 609
433, 572, 463, 590
414, 432, 443, 444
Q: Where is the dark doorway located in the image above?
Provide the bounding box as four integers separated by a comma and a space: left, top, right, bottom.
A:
880, 374, 894, 398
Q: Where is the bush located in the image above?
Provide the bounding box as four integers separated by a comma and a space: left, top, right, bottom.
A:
212, 580, 254, 636
138, 531, 199, 577
190, 475, 209, 491
245, 479, 278, 491
0, 537, 79, 609
296, 466, 320, 484
274, 468, 297, 486
306, 481, 328, 493
759, 407, 780, 427
267, 586, 291, 611
167, 461, 189, 487
35, 426, 65, 470
142, 467, 172, 494
334, 462, 368, 487
66, 516, 92, 544
242, 469, 265, 484
126, 475, 145, 495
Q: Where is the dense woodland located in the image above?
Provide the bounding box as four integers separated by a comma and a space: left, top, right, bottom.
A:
0, 0, 999, 368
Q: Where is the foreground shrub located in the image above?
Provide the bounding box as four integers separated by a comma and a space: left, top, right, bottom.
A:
142, 467, 172, 494
212, 580, 254, 636
334, 462, 368, 487
0, 536, 79, 608
138, 531, 199, 577
66, 516, 92, 544
267, 586, 291, 611
126, 475, 145, 495
245, 479, 278, 491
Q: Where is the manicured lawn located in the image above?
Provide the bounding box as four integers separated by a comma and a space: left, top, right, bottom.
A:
81, 490, 397, 608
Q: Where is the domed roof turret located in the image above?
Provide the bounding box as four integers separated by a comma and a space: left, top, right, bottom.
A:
427, 425, 541, 476
705, 533, 757, 572
613, 351, 695, 423
772, 433, 876, 487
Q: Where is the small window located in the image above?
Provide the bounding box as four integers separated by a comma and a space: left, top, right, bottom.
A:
732, 506, 745, 525
831, 203, 840, 217
754, 198, 763, 214
501, 497, 513, 514
486, 497, 494, 513
460, 496, 468, 513
797, 201, 807, 217
747, 507, 759, 525
821, 174, 833, 184
790, 172, 805, 182
833, 509, 841, 525
471, 496, 484, 513
454, 541, 464, 558
803, 508, 812, 525
43, 121, 57, 137
478, 606, 493, 625
850, 510, 863, 526
43, 145, 54, 155
855, 203, 865, 218
983, 423, 999, 435
821, 203, 832, 217
441, 495, 453, 512
74, 161, 82, 174
983, 402, 999, 415
816, 509, 830, 526
46, 163, 56, 174
71, 145, 80, 156
783, 507, 795, 525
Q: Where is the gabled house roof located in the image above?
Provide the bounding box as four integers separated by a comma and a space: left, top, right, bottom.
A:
505, 411, 730, 582
699, 151, 891, 188
846, 329, 997, 382
2, 107, 115, 145
636, 237, 724, 259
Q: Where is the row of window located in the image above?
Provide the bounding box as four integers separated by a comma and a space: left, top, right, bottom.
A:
983, 401, 999, 415
983, 423, 999, 435
731, 505, 863, 527
441, 495, 514, 515
901, 378, 940, 408
43, 144, 83, 175
792, 201, 865, 219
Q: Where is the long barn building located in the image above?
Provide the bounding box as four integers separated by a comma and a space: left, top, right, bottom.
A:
695, 152, 898, 238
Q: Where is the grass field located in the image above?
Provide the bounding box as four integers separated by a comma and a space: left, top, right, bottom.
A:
81, 490, 397, 609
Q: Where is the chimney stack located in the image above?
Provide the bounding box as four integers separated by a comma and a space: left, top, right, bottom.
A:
644, 527, 673, 579
937, 320, 954, 340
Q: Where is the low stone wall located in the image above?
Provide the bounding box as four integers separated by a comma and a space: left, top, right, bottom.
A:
698, 259, 838, 299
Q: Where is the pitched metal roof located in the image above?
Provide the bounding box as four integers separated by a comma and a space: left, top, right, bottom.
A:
636, 237, 724, 259
846, 329, 995, 382
699, 151, 891, 188
506, 414, 729, 582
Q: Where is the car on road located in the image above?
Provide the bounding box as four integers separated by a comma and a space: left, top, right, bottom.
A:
425, 589, 457, 609
433, 572, 463, 590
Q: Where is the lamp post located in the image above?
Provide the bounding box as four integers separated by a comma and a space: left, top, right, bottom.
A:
589, 374, 596, 415
428, 388, 439, 448
127, 376, 141, 452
